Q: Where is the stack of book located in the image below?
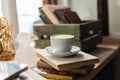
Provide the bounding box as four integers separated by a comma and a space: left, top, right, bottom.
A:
33, 49, 99, 80
39, 4, 82, 24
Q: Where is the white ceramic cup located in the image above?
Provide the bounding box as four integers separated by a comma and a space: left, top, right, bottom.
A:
50, 34, 75, 52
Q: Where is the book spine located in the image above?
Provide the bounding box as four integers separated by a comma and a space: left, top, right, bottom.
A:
54, 8, 70, 24
54, 11, 68, 23
43, 0, 49, 5
49, 0, 57, 4
39, 8, 52, 24
37, 60, 94, 75
64, 11, 82, 24
42, 6, 61, 24
39, 15, 48, 24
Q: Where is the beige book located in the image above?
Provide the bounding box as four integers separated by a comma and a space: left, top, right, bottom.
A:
41, 4, 69, 24
39, 8, 52, 24
36, 49, 99, 70
37, 59, 95, 75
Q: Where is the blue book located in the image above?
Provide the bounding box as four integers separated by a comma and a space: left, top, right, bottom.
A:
39, 15, 48, 24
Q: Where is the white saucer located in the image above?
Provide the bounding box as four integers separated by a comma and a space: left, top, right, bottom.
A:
45, 46, 80, 57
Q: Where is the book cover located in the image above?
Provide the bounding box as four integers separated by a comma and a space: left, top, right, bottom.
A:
43, 0, 57, 5
39, 15, 48, 24
39, 8, 52, 24
49, 0, 57, 4
64, 11, 82, 24
0, 61, 28, 80
36, 49, 99, 70
37, 59, 95, 75
54, 8, 70, 23
41, 4, 69, 24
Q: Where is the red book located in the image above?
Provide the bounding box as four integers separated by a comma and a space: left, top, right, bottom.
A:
64, 11, 82, 24
43, 0, 49, 5
43, 0, 57, 5
54, 8, 70, 23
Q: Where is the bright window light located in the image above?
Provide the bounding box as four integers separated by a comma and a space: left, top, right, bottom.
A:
16, 0, 43, 34
0, 0, 3, 16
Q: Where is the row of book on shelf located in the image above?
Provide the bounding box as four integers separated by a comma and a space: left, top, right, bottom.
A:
32, 49, 99, 80
39, 4, 82, 24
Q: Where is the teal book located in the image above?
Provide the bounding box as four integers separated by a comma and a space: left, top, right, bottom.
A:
0, 61, 28, 80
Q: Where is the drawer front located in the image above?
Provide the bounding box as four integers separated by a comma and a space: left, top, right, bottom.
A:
80, 21, 101, 40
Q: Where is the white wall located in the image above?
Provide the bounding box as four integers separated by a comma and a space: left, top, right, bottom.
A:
69, 0, 97, 20
109, 0, 120, 38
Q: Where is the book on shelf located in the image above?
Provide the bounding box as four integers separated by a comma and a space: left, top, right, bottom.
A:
42, 0, 49, 5
43, 0, 57, 5
39, 15, 48, 24
40, 4, 69, 24
49, 0, 57, 4
39, 7, 52, 24
37, 59, 95, 75
36, 49, 99, 70
54, 8, 70, 23
64, 11, 82, 24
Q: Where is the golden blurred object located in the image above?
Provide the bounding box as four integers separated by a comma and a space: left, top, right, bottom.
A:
0, 17, 15, 61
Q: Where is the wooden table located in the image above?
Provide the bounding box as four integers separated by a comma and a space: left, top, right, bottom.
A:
15, 33, 120, 80
79, 43, 120, 80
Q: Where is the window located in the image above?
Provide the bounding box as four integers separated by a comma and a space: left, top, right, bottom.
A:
0, 0, 3, 16
16, 0, 43, 34
0, 0, 43, 37
1, 0, 19, 38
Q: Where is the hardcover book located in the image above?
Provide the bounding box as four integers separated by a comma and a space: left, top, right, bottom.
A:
37, 59, 95, 75
54, 8, 70, 23
64, 11, 82, 24
39, 8, 52, 24
41, 4, 69, 24
39, 15, 48, 24
49, 0, 57, 4
36, 49, 99, 70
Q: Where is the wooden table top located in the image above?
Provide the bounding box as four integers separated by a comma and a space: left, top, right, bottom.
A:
15, 33, 120, 80
79, 43, 120, 80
